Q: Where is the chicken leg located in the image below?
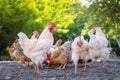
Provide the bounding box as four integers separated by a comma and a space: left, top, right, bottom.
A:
101, 60, 108, 73
93, 60, 98, 72
34, 63, 40, 75
58, 65, 63, 69
62, 64, 66, 69
83, 61, 87, 72
58, 64, 67, 70
74, 60, 79, 74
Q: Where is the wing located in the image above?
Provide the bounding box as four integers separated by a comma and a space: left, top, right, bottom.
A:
34, 38, 53, 51
19, 38, 38, 51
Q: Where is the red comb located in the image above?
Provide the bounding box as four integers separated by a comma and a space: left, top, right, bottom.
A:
48, 22, 56, 27
33, 31, 39, 34
33, 31, 39, 39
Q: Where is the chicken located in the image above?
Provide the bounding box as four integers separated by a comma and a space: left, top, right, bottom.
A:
46, 47, 62, 66
60, 40, 72, 64
46, 40, 72, 69
17, 22, 56, 74
88, 25, 109, 73
47, 39, 62, 58
71, 36, 89, 74
46, 47, 67, 69
9, 31, 39, 66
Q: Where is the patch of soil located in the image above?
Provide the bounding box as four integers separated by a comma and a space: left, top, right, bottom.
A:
0, 60, 120, 80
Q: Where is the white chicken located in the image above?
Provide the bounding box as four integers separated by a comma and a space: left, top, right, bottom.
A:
71, 36, 89, 74
17, 22, 56, 74
88, 26, 109, 73
12, 31, 39, 60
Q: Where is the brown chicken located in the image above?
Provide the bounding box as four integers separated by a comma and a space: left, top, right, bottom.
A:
46, 47, 67, 69
46, 40, 72, 69
46, 47, 62, 65
47, 39, 62, 58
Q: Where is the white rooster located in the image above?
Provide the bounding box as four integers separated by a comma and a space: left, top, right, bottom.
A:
88, 26, 109, 73
71, 36, 89, 74
17, 22, 56, 74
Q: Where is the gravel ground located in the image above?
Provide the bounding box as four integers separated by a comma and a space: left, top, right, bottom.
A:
0, 60, 120, 80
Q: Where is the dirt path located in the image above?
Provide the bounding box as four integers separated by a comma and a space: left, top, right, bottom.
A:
0, 60, 120, 80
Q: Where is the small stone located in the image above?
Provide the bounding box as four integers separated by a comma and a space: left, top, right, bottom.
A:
5, 76, 11, 80
50, 77, 56, 80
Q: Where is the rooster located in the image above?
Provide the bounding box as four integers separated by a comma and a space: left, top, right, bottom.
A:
88, 25, 109, 73
71, 36, 89, 74
17, 22, 56, 74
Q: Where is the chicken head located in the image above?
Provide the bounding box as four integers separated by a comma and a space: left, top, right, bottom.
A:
48, 22, 56, 33
77, 36, 83, 47
33, 31, 39, 39
55, 39, 62, 46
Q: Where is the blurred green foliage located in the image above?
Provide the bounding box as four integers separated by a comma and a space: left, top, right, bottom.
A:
0, 0, 120, 56
81, 0, 120, 40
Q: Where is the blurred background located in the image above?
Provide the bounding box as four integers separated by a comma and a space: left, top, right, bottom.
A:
0, 0, 120, 59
